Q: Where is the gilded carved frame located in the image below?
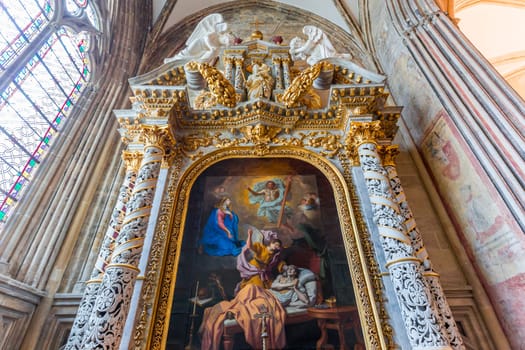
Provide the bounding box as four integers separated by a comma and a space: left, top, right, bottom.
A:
144, 146, 389, 349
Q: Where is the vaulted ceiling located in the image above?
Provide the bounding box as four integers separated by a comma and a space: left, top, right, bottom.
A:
453, 0, 525, 98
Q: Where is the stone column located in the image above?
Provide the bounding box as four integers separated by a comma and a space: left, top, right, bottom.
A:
223, 56, 234, 85
81, 126, 172, 349
64, 151, 142, 350
281, 58, 292, 88
349, 121, 450, 349
380, 145, 465, 349
234, 57, 245, 90
119, 151, 173, 350
272, 57, 284, 90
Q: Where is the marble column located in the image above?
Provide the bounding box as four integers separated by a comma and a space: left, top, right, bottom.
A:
272, 57, 284, 90
223, 56, 234, 85
349, 121, 450, 349
81, 126, 172, 349
64, 151, 142, 350
281, 58, 292, 88
379, 145, 465, 349
234, 57, 245, 90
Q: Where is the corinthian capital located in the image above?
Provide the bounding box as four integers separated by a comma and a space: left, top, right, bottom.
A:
141, 125, 175, 151
122, 151, 143, 171
346, 121, 383, 149
378, 145, 400, 167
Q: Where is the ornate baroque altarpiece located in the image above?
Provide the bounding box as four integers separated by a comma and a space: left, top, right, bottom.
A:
65, 13, 464, 350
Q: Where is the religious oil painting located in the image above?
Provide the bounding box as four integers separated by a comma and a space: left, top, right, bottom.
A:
166, 158, 363, 350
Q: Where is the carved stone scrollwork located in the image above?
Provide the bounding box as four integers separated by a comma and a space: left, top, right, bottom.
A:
388, 261, 449, 346
306, 132, 342, 158
379, 145, 465, 349
80, 133, 166, 349
64, 151, 142, 350
355, 132, 450, 349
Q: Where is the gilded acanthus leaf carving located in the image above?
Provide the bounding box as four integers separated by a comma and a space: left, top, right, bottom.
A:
281, 61, 333, 108
186, 61, 237, 107
193, 90, 218, 109
307, 132, 342, 158
180, 132, 217, 152
239, 124, 282, 145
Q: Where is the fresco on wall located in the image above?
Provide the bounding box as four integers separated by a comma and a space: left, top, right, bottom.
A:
165, 158, 362, 350
422, 110, 525, 335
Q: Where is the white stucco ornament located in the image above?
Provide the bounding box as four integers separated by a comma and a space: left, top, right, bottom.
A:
289, 25, 351, 65
164, 13, 234, 64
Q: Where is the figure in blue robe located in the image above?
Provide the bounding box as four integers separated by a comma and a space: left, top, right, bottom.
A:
199, 196, 245, 256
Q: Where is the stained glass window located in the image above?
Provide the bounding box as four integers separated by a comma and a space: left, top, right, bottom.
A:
0, 0, 54, 71
0, 0, 95, 231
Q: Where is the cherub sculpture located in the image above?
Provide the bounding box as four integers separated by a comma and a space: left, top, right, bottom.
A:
164, 13, 234, 64
289, 25, 351, 65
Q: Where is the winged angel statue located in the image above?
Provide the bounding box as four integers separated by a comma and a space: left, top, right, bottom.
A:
289, 25, 351, 65
164, 13, 235, 64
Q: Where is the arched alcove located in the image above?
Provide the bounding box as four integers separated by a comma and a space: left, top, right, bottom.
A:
148, 148, 385, 350
166, 157, 360, 348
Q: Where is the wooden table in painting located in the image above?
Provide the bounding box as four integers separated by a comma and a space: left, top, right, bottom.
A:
307, 305, 364, 350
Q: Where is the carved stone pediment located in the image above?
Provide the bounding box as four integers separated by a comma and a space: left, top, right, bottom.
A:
116, 18, 402, 159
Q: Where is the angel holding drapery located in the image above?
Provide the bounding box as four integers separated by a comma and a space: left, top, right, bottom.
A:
289, 25, 351, 65
164, 13, 235, 64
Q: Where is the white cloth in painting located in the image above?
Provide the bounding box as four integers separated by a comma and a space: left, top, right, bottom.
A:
270, 267, 317, 308
164, 13, 234, 64
289, 25, 351, 65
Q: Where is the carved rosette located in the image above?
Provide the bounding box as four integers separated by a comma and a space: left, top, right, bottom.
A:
351, 123, 449, 348
80, 128, 170, 349
64, 151, 142, 350
380, 145, 465, 349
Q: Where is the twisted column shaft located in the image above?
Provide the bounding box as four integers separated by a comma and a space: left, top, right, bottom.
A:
81, 127, 169, 349
272, 57, 284, 90
381, 145, 465, 349
64, 151, 141, 350
350, 121, 450, 349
